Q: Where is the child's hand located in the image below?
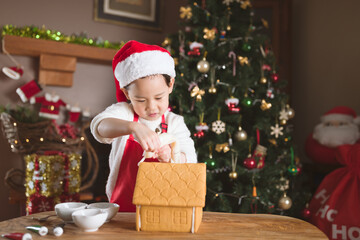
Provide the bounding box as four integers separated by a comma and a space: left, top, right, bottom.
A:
155, 144, 172, 163
130, 122, 161, 152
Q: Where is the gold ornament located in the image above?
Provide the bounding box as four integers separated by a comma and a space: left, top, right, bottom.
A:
260, 77, 267, 84
215, 143, 230, 153
208, 85, 217, 94
190, 86, 205, 102
234, 126, 247, 141
268, 139, 277, 146
261, 18, 269, 28
203, 27, 216, 40
238, 56, 249, 66
280, 119, 287, 125
278, 193, 292, 210
240, 0, 252, 9
260, 99, 272, 110
180, 6, 192, 19
226, 25, 231, 31
162, 37, 171, 47
197, 58, 210, 73
229, 171, 238, 179
174, 58, 179, 66
286, 104, 295, 119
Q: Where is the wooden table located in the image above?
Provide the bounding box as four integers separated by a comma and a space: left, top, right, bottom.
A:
0, 211, 327, 239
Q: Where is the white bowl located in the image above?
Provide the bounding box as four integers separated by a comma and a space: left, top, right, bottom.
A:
55, 202, 88, 223
72, 209, 108, 232
87, 202, 119, 222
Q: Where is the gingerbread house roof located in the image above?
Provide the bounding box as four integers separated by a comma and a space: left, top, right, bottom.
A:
133, 162, 206, 207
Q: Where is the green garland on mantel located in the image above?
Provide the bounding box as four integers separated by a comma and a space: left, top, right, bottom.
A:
2, 24, 125, 50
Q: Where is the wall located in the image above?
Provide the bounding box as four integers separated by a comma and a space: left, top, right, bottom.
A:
291, 0, 360, 163
0, 0, 186, 221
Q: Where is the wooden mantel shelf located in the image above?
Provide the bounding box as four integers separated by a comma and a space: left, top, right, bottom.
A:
2, 35, 118, 86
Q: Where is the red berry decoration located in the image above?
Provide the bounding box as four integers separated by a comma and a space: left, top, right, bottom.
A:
302, 207, 311, 219
243, 157, 256, 170
270, 72, 279, 83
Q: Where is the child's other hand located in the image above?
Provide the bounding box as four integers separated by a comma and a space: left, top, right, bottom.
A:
155, 144, 172, 163
131, 122, 161, 152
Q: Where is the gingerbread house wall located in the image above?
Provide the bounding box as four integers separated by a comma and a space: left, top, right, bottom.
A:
136, 205, 203, 233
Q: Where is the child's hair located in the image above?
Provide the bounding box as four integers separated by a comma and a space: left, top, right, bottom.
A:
124, 74, 172, 90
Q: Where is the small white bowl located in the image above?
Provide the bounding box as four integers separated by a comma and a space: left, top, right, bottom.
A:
55, 202, 88, 223
72, 209, 108, 232
87, 202, 119, 222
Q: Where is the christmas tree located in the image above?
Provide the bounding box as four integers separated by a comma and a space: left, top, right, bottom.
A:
164, 0, 310, 217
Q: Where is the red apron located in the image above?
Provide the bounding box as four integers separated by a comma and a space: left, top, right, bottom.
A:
110, 113, 167, 212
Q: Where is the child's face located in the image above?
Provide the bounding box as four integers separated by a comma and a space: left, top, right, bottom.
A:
122, 75, 174, 121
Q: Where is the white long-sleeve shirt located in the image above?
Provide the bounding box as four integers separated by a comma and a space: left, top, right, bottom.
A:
90, 102, 197, 199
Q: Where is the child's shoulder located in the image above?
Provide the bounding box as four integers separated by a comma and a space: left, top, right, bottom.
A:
105, 101, 132, 112
165, 111, 185, 123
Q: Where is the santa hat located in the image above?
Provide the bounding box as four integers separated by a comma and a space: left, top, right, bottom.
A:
2, 66, 23, 80
112, 40, 176, 102
321, 106, 358, 123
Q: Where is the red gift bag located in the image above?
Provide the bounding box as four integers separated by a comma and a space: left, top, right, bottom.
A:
308, 144, 360, 240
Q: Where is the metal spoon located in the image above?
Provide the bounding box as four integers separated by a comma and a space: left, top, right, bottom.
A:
32, 214, 57, 222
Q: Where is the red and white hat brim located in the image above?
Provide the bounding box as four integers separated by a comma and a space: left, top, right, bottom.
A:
2, 67, 21, 80
114, 50, 175, 88
321, 113, 354, 123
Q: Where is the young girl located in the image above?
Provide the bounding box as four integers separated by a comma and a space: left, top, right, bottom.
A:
90, 40, 197, 212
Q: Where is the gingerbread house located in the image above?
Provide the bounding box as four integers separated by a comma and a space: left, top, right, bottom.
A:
133, 162, 206, 233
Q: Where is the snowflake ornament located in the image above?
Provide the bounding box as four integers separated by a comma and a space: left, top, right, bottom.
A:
38, 200, 51, 212
41, 182, 48, 192
70, 178, 78, 187
279, 108, 289, 121
223, 0, 234, 5
27, 161, 34, 171
52, 162, 61, 172
276, 177, 290, 191
39, 162, 47, 173
270, 124, 283, 138
71, 159, 78, 169
212, 120, 226, 135
28, 180, 34, 190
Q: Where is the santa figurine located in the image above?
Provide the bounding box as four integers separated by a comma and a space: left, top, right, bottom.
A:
305, 106, 360, 165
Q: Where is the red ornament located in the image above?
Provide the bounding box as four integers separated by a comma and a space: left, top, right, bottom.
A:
225, 97, 240, 113
270, 72, 279, 83
262, 64, 271, 71
187, 47, 201, 56
194, 130, 205, 138
243, 157, 256, 169
302, 207, 311, 219
227, 103, 240, 113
